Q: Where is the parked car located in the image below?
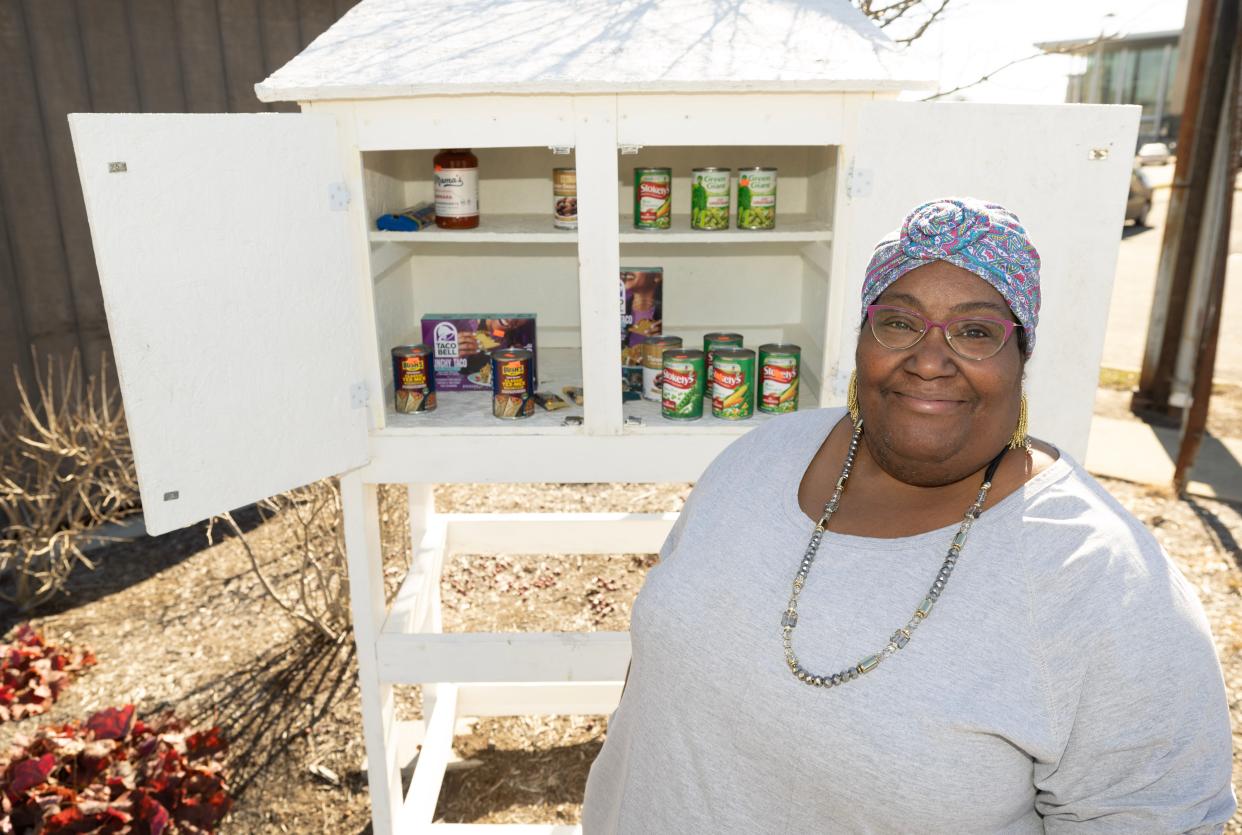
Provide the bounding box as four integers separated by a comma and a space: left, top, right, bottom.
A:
1136, 141, 1172, 166
1126, 167, 1153, 227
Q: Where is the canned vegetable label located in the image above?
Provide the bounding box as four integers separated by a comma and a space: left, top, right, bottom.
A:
392, 345, 436, 413
642, 336, 682, 402
634, 168, 672, 230
703, 332, 744, 392
712, 348, 755, 420
491, 349, 534, 419
691, 168, 731, 231
661, 349, 705, 420
758, 343, 800, 414
738, 168, 777, 230
553, 168, 577, 230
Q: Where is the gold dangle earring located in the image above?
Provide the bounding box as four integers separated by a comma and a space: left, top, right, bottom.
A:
847, 370, 860, 424
1009, 391, 1030, 451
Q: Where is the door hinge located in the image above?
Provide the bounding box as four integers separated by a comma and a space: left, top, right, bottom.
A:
548, 145, 574, 155
350, 381, 369, 409
846, 163, 873, 200
329, 182, 351, 211
619, 145, 643, 155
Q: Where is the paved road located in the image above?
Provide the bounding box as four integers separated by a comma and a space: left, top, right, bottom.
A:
1101, 164, 1242, 383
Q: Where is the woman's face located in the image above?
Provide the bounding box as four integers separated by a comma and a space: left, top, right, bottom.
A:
855, 260, 1023, 486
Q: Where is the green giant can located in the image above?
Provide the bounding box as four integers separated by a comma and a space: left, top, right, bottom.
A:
711, 348, 755, 420
758, 343, 801, 414
691, 167, 731, 231
737, 167, 777, 230
661, 349, 705, 420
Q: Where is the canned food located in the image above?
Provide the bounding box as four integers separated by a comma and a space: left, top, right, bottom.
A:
703, 332, 744, 392
758, 343, 801, 414
691, 168, 731, 231
712, 348, 755, 420
642, 336, 683, 401
392, 344, 436, 413
634, 168, 672, 230
737, 167, 777, 230
491, 349, 535, 419
661, 349, 705, 420
553, 168, 577, 230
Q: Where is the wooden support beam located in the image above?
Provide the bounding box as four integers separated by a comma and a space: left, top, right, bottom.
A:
376, 632, 632, 685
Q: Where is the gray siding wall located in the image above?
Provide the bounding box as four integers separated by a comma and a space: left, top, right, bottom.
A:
0, 0, 354, 414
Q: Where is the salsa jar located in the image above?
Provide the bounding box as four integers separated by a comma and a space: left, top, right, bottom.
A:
434, 149, 479, 229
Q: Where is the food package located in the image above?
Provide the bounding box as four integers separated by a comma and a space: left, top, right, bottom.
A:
421, 315, 536, 391
620, 267, 662, 394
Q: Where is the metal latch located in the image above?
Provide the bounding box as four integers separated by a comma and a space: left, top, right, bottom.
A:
619, 145, 643, 155
163, 490, 179, 502
329, 182, 350, 211
108, 162, 127, 173
846, 163, 873, 200
350, 381, 369, 409
548, 146, 574, 155
1088, 147, 1111, 161
624, 415, 644, 426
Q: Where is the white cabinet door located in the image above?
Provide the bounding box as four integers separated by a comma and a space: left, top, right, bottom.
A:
70, 114, 370, 535
838, 102, 1140, 462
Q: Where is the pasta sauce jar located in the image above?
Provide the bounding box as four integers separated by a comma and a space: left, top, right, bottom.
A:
434, 149, 479, 229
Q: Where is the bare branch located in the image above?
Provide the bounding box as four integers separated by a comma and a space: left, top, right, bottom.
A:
922, 34, 1120, 101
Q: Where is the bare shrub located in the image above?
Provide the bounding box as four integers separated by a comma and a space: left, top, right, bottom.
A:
0, 351, 137, 611
211, 480, 351, 643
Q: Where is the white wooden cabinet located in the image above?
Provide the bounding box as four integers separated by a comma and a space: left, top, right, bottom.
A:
69, 1, 1139, 831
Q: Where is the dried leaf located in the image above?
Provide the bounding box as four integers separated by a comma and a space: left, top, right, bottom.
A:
86, 705, 135, 741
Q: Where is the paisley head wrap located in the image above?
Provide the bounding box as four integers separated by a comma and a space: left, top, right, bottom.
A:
861, 198, 1041, 357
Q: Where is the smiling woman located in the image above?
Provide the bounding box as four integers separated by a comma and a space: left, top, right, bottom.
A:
581, 198, 1236, 832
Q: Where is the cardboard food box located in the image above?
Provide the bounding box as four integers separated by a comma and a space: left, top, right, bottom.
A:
421, 315, 537, 391
620, 267, 663, 394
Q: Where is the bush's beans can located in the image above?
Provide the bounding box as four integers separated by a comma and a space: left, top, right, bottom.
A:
703, 332, 744, 392
642, 335, 683, 401
737, 167, 777, 230
392, 344, 436, 413
634, 168, 672, 230
661, 349, 705, 420
690, 167, 731, 231
553, 168, 577, 230
712, 348, 755, 420
758, 343, 801, 414
491, 349, 535, 419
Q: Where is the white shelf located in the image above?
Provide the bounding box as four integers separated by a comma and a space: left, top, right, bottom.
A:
371, 214, 576, 244
381, 347, 583, 435
620, 213, 832, 243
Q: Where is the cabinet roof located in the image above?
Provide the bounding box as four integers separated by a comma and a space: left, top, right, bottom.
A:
255, 0, 936, 101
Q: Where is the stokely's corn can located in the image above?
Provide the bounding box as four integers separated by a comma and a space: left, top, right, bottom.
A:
758, 343, 800, 414
711, 348, 755, 420
661, 349, 705, 420
634, 168, 672, 230
703, 332, 744, 393
642, 335, 683, 402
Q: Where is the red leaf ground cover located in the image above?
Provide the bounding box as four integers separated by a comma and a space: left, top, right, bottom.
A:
0, 705, 232, 833
0, 624, 96, 723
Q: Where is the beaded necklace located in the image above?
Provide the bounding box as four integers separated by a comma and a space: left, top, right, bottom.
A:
782, 419, 1008, 687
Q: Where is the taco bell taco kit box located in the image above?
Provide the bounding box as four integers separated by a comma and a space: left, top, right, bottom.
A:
421, 315, 537, 391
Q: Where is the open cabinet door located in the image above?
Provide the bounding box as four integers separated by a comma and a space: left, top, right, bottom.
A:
840, 102, 1140, 462
70, 114, 370, 535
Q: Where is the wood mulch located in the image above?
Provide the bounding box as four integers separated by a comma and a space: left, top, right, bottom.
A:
2, 402, 1240, 832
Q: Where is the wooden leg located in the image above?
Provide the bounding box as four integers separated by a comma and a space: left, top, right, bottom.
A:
340, 472, 402, 834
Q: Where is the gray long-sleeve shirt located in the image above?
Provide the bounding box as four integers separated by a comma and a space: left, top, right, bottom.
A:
582, 407, 1235, 833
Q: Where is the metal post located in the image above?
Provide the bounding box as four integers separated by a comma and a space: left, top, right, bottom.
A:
1133, 0, 1225, 414
1174, 19, 1241, 491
